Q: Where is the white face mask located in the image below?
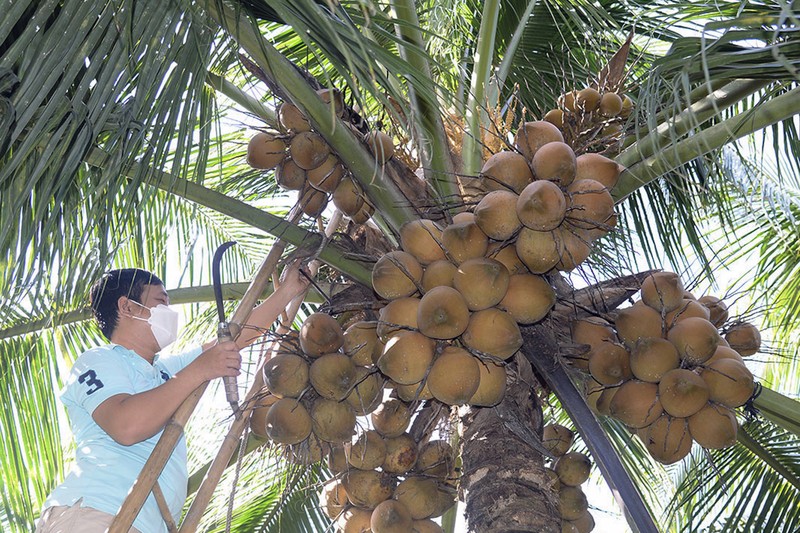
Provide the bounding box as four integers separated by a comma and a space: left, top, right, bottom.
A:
130, 301, 179, 350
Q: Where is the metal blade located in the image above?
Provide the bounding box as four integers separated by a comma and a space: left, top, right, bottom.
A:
212, 241, 237, 323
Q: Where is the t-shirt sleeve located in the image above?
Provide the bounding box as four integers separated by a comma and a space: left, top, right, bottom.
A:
64, 348, 135, 415
158, 345, 204, 377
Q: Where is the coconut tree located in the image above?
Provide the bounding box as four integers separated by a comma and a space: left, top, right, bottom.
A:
1, 0, 800, 532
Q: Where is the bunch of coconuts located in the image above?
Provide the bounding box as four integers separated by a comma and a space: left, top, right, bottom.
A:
572, 271, 761, 464
247, 313, 456, 532
542, 423, 596, 533
245, 88, 394, 221
543, 87, 633, 152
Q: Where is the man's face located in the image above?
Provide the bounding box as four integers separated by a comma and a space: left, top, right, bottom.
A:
138, 283, 170, 311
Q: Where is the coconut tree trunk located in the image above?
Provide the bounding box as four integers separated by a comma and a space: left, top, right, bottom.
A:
460, 356, 560, 533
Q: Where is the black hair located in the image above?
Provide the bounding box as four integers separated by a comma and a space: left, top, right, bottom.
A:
90, 269, 164, 340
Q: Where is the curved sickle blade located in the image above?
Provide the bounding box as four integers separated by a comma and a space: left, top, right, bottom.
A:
212, 241, 237, 323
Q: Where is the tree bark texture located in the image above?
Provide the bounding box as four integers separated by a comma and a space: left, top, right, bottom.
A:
460, 356, 560, 533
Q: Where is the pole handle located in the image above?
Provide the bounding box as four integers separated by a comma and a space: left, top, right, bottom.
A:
218, 322, 239, 412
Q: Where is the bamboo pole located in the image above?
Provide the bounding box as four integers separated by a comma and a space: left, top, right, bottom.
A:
179, 210, 343, 532
109, 206, 302, 532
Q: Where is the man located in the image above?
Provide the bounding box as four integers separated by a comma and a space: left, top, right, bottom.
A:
37, 263, 309, 532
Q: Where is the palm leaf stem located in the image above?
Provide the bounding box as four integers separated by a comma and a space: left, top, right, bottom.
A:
753, 386, 800, 439
85, 148, 374, 285
389, 0, 459, 205
461, 0, 500, 177
736, 425, 800, 491
206, 71, 277, 127
495, 0, 540, 90
203, 0, 416, 233
614, 85, 800, 201
617, 78, 770, 168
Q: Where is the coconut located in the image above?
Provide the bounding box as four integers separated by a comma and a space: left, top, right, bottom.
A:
575, 87, 601, 112
311, 397, 356, 443
462, 308, 523, 360
413, 519, 445, 533
286, 435, 325, 465
395, 378, 434, 402
371, 499, 413, 533
543, 108, 564, 129
563, 522, 580, 533
377, 331, 436, 385
337, 507, 373, 533
480, 151, 534, 193
289, 131, 330, 170
595, 385, 620, 417
469, 360, 507, 406
320, 479, 348, 520
542, 423, 574, 456
416, 440, 454, 478
306, 154, 345, 193
343, 321, 381, 366
531, 141, 577, 186
560, 91, 577, 112
640, 272, 685, 313
665, 299, 711, 329
615, 301, 664, 348
569, 511, 596, 533
555, 452, 592, 486
345, 429, 386, 470
350, 200, 375, 224
697, 295, 729, 327
377, 296, 420, 341
517, 180, 568, 231
382, 433, 419, 474
619, 95, 634, 117
453, 257, 510, 311
705, 345, 745, 365
309, 353, 357, 400
394, 477, 439, 520
487, 243, 528, 275
343, 469, 395, 509
555, 225, 592, 271
400, 219, 446, 265
427, 346, 481, 405
248, 393, 280, 439
725, 322, 761, 356
667, 316, 721, 365
700, 359, 755, 408
599, 92, 623, 117
316, 87, 344, 116
640, 415, 692, 464
559, 486, 589, 521
441, 221, 489, 264
417, 286, 470, 339
516, 227, 564, 274
421, 260, 458, 291
584, 381, 605, 415
451, 211, 475, 224
346, 366, 384, 415
609, 380, 663, 428
474, 190, 523, 240
372, 399, 412, 437
299, 182, 328, 217
497, 273, 556, 324
629, 337, 680, 383
262, 353, 309, 398
658, 369, 710, 418
566, 179, 614, 230
574, 153, 622, 190
247, 132, 287, 170
588, 341, 632, 385
571, 317, 617, 350
300, 312, 344, 357
428, 486, 457, 519
372, 251, 423, 300
365, 130, 395, 164
277, 102, 311, 133
332, 176, 365, 216
515, 120, 565, 160
688, 403, 738, 449
275, 158, 307, 190
265, 398, 312, 445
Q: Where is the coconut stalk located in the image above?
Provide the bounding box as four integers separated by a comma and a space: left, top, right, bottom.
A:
108, 206, 301, 533
461, 0, 500, 178
389, 0, 460, 206
204, 0, 416, 233
753, 386, 800, 439
614, 85, 800, 201
205, 71, 277, 127
85, 148, 374, 286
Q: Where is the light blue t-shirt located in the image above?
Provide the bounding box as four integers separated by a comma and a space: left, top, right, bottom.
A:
44, 344, 202, 533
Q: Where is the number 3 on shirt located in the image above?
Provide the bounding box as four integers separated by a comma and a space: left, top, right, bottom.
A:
78, 370, 105, 395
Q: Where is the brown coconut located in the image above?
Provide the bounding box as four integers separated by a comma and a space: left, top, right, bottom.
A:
453, 257, 510, 311
667, 316, 721, 365
343, 469, 395, 509
289, 131, 330, 170
531, 141, 577, 186
543, 108, 564, 129
310, 353, 357, 400
688, 403, 738, 449
365, 130, 395, 164
300, 312, 345, 357
332, 176, 365, 216
629, 337, 680, 383
462, 308, 523, 360
555, 452, 592, 486
394, 477, 440, 520
705, 345, 745, 365
516, 227, 564, 274
725, 322, 761, 356
515, 120, 565, 160
421, 260, 458, 291
277, 102, 311, 133
377, 331, 436, 385
372, 251, 423, 300
566, 179, 614, 230
377, 296, 420, 341
319, 479, 348, 520
574, 153, 623, 190
345, 366, 384, 415
700, 359, 755, 408
615, 301, 664, 348
665, 299, 711, 329
371, 499, 413, 533
372, 399, 412, 438
400, 219, 446, 265
559, 486, 589, 521
416, 286, 470, 339
469, 360, 507, 407
641, 415, 692, 464
306, 154, 345, 193
427, 346, 481, 406
337, 507, 372, 533
382, 433, 419, 474
346, 429, 387, 470
497, 273, 556, 324
517, 180, 568, 231
641, 272, 685, 313
416, 440, 455, 479
543, 424, 574, 456
487, 242, 529, 275
298, 182, 328, 217
479, 150, 534, 193
275, 157, 307, 190
413, 519, 445, 533
658, 368, 710, 418
343, 321, 381, 366
262, 353, 309, 398
599, 92, 624, 117
474, 190, 523, 240
441, 221, 489, 264
575, 87, 601, 112
265, 398, 312, 445
311, 397, 356, 443
697, 295, 729, 327
555, 225, 592, 271
609, 380, 663, 428
588, 341, 632, 385
395, 378, 434, 402
247, 132, 287, 170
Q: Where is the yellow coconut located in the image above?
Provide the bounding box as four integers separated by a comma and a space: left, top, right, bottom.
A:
555, 225, 592, 272
372, 399, 412, 438
599, 92, 624, 117
462, 308, 523, 360
421, 260, 458, 291
416, 285, 470, 339
311, 397, 356, 443
441, 221, 489, 264
427, 346, 481, 405
688, 402, 738, 449
497, 273, 556, 324
337, 507, 372, 533
469, 360, 507, 407
343, 469, 395, 509
377, 331, 436, 385
372, 251, 424, 300
516, 227, 564, 274
571, 317, 617, 350
247, 132, 287, 170
474, 190, 523, 240
574, 153, 623, 190
332, 176, 365, 216
365, 130, 395, 164
480, 150, 535, 193
575, 87, 601, 113
517, 180, 568, 231
453, 257, 511, 311
555, 452, 592, 486
306, 154, 345, 193
515, 120, 565, 160
640, 272, 685, 313
265, 398, 312, 445
298, 182, 329, 217
700, 359, 755, 408
382, 433, 419, 474
725, 322, 761, 356
319, 479, 348, 520
658, 369, 710, 418
248, 393, 280, 439
667, 316, 722, 365
400, 219, 446, 265
705, 345, 744, 365
451, 211, 475, 224
262, 353, 309, 398
543, 423, 574, 456
609, 380, 663, 428
544, 108, 564, 129
371, 499, 413, 533
531, 141, 577, 186
664, 299, 711, 329
300, 312, 345, 357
